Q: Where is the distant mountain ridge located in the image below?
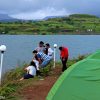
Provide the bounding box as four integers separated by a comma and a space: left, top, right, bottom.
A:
43, 15, 67, 20
0, 14, 66, 21
0, 14, 12, 19
0, 13, 99, 22
0, 14, 20, 22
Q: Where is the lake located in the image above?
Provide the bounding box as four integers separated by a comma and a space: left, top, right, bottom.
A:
0, 35, 100, 73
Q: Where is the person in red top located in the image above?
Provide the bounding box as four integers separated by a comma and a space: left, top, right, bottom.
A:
59, 46, 69, 72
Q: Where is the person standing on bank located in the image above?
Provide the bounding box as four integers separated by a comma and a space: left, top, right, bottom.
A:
59, 46, 69, 72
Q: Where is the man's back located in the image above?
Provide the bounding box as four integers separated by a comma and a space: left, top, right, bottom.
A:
60, 47, 69, 58
38, 52, 51, 61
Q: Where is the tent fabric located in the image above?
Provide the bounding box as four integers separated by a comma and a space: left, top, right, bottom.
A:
46, 50, 100, 100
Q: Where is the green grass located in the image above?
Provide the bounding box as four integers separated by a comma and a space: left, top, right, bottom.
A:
0, 55, 87, 99
0, 14, 100, 34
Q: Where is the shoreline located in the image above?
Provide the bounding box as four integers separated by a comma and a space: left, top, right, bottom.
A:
0, 55, 86, 99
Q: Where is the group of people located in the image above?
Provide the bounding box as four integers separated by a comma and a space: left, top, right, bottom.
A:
20, 41, 69, 81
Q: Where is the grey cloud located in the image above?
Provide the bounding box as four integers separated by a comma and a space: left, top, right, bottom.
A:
0, 0, 100, 19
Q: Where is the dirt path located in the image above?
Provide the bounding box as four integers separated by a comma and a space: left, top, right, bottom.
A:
19, 67, 61, 100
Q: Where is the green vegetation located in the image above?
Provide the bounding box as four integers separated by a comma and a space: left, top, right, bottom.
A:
0, 55, 87, 100
0, 14, 100, 35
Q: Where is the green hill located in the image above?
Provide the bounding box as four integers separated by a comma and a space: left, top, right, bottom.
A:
0, 14, 100, 35
69, 14, 98, 18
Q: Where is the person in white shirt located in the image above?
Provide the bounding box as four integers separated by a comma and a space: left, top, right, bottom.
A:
20, 61, 36, 81
45, 43, 54, 59
35, 41, 45, 52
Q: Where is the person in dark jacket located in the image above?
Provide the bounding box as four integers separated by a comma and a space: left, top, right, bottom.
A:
59, 46, 69, 72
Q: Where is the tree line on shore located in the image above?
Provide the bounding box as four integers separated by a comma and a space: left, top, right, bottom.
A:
0, 14, 100, 35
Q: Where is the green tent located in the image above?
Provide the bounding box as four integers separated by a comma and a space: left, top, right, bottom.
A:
46, 50, 100, 100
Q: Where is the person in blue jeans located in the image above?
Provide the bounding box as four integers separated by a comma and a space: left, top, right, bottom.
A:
32, 50, 51, 68
20, 61, 36, 81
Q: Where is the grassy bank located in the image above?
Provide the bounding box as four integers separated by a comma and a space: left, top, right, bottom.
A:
0, 55, 87, 100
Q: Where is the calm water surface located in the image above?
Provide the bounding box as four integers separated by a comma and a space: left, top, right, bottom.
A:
0, 35, 100, 73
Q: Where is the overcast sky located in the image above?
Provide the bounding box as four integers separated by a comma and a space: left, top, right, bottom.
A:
0, 0, 100, 19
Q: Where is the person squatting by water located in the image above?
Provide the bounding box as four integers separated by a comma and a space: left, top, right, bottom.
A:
32, 50, 52, 69
32, 41, 54, 76
59, 46, 69, 72
20, 61, 36, 81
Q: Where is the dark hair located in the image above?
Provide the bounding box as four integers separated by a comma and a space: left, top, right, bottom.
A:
30, 61, 36, 67
39, 41, 44, 44
32, 50, 37, 53
46, 43, 50, 47
59, 46, 63, 50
